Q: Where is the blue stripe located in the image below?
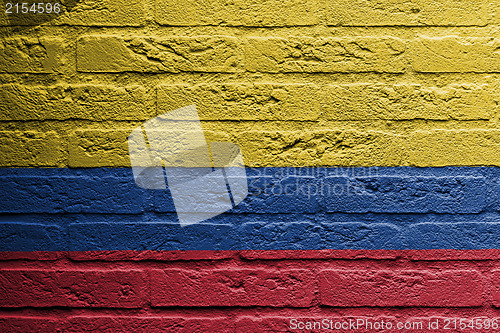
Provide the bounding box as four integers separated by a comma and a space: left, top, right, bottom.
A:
1, 167, 499, 251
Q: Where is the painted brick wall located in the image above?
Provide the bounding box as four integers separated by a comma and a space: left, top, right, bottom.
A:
1, 0, 500, 331
2, 250, 500, 332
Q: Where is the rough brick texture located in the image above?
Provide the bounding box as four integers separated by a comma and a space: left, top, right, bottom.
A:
1, 251, 500, 331
0, 37, 66, 73
158, 83, 320, 120
155, 0, 319, 26
0, 131, 65, 167
319, 269, 484, 307
245, 37, 407, 73
151, 268, 314, 307
327, 0, 488, 26
322, 83, 495, 120
0, 269, 147, 308
0, 0, 145, 26
410, 37, 500, 73
0, 84, 155, 121
77, 35, 242, 73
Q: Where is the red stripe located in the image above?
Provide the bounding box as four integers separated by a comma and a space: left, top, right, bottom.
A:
2, 249, 500, 260
2, 249, 500, 332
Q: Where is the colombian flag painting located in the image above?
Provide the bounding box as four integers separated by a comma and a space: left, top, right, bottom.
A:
2, 0, 500, 332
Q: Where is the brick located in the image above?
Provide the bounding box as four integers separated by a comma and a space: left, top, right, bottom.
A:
410, 37, 500, 73
9, 126, 500, 168
0, 269, 147, 308
408, 249, 500, 261
245, 37, 406, 73
0, 37, 65, 73
495, 2, 500, 24
319, 270, 484, 307
0, 251, 65, 261
0, 317, 64, 333
69, 223, 234, 251
491, 270, 500, 307
68, 129, 130, 167
77, 35, 242, 73
68, 250, 235, 261
320, 223, 402, 249
0, 175, 145, 213
0, 84, 155, 121
0, 0, 64, 26
67, 127, 230, 167
244, 316, 500, 333
151, 268, 314, 307
237, 130, 404, 167
327, 0, 488, 26
406, 223, 500, 249
239, 249, 400, 260
68, 317, 234, 332
237, 222, 401, 250
0, 0, 143, 27
236, 176, 320, 213
0, 8, 5, 26
55, 0, 146, 26
495, 176, 500, 211
0, 1, 102, 26
321, 83, 494, 120
407, 130, 500, 166
236, 316, 397, 332
158, 83, 320, 120
322, 176, 487, 213
0, 131, 65, 167
0, 223, 65, 251
236, 317, 293, 332
155, 0, 318, 26
237, 222, 322, 250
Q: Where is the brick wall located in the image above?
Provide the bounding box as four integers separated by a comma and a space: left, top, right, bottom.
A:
3, 250, 500, 332
1, 0, 500, 331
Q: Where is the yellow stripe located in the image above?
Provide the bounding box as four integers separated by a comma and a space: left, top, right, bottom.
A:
1, 124, 500, 167
2, 82, 495, 122
1, 82, 499, 168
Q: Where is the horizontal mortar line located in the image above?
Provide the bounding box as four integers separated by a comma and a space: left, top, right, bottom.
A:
0, 119, 496, 124
1, 306, 498, 314
71, 24, 500, 32
3, 72, 498, 79
104, 23, 494, 29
